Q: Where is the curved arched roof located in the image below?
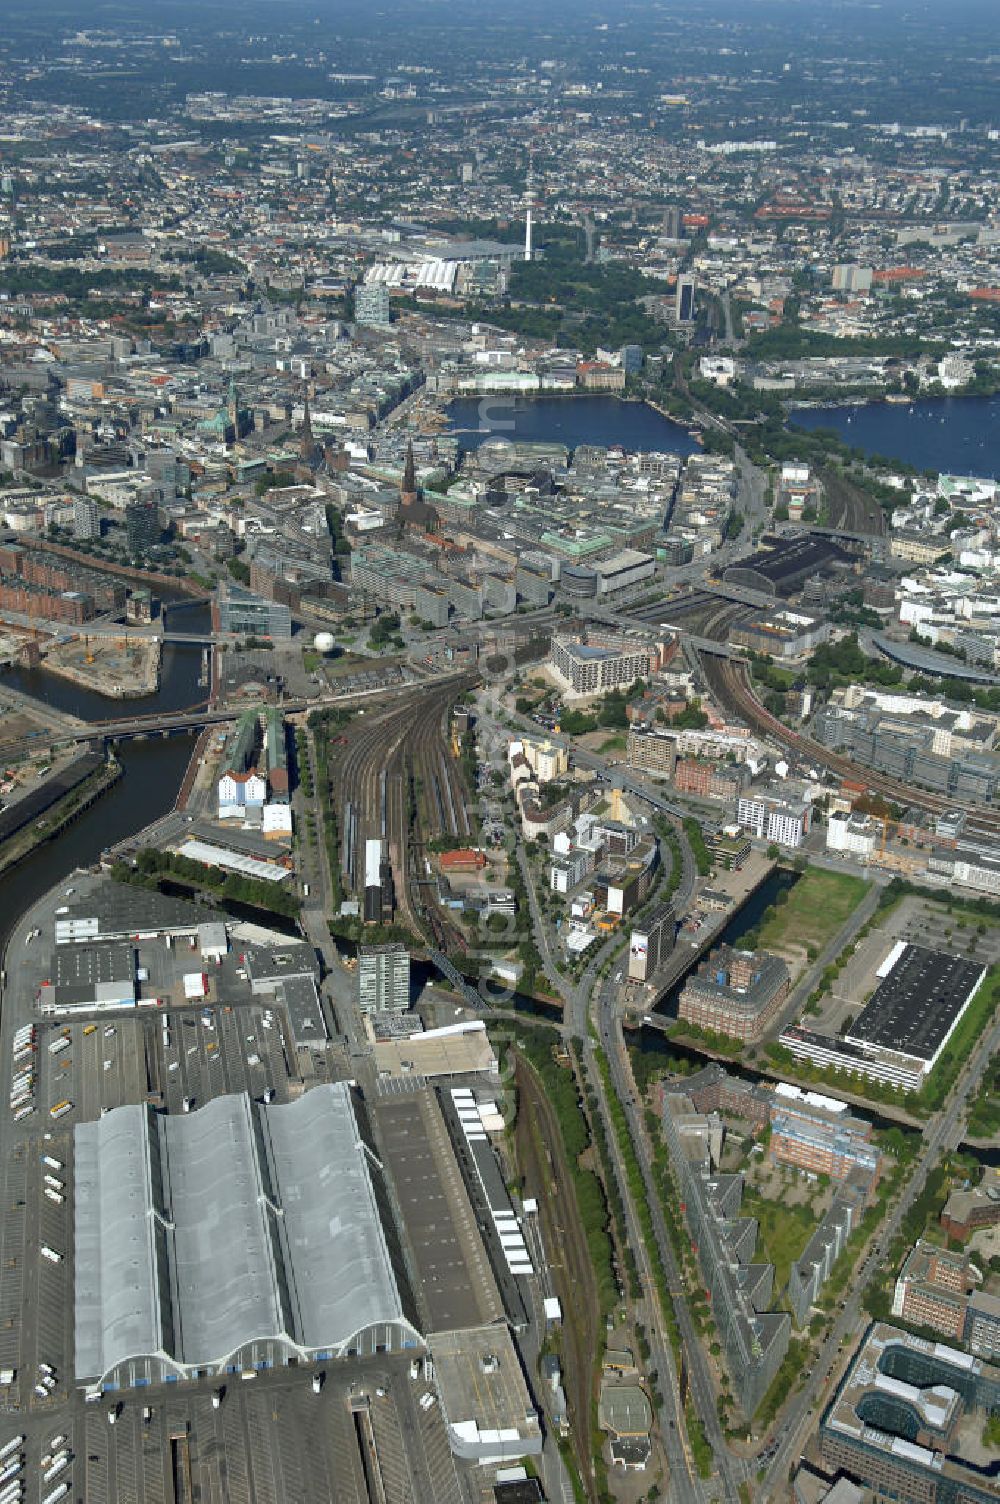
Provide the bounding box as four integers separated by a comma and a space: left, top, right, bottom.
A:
74, 1083, 416, 1386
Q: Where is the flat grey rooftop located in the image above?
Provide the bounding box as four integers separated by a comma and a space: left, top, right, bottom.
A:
276, 973, 329, 1049
55, 877, 211, 942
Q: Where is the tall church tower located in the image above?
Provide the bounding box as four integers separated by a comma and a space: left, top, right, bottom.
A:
300, 394, 315, 462
401, 440, 418, 505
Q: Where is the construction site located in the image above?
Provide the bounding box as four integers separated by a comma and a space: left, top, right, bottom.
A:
42, 635, 161, 699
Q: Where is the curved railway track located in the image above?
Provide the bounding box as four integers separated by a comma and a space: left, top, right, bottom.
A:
701, 651, 1000, 837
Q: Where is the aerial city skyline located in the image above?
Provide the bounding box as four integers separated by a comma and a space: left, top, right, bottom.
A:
0, 2, 996, 1502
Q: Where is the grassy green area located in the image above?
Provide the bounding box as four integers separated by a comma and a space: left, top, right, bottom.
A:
913, 966, 999, 1114
967, 1053, 1000, 1139
683, 817, 711, 877
598, 733, 627, 754
741, 1186, 816, 1289
757, 867, 870, 954
754, 1336, 810, 1428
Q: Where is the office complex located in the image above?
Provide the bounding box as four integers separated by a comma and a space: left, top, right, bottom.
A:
216, 581, 293, 640
820, 1325, 1000, 1504
358, 943, 411, 1014
892, 1241, 973, 1342
662, 1088, 790, 1417
737, 792, 812, 849
679, 944, 790, 1043
782, 942, 986, 1094
813, 702, 1000, 805
627, 900, 675, 983
769, 1085, 881, 1187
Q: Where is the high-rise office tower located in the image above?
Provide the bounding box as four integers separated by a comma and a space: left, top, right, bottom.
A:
354, 283, 391, 329
676, 276, 696, 323
358, 943, 410, 1014
73, 494, 100, 541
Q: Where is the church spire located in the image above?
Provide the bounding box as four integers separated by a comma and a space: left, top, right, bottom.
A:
300, 393, 314, 461
402, 440, 416, 498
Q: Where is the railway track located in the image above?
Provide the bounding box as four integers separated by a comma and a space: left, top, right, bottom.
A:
332, 676, 478, 950
701, 652, 1000, 837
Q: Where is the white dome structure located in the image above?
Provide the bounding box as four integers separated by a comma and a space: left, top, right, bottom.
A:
313, 631, 335, 654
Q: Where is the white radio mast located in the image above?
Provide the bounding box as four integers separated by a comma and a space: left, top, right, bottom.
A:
524, 151, 534, 262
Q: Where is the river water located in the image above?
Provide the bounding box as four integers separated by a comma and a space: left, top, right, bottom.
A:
446, 394, 701, 456
791, 392, 1000, 478
0, 592, 209, 959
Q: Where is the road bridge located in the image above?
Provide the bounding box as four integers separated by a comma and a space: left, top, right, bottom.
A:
700, 580, 776, 610
66, 671, 471, 744
661, 627, 746, 660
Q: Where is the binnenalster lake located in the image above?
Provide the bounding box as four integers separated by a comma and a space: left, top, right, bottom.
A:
446, 394, 702, 456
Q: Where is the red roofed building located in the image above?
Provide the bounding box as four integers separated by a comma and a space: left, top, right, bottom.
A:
439, 849, 487, 873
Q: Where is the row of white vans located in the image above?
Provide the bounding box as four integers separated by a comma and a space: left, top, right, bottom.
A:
0, 1429, 72, 1503
10, 1025, 37, 1124
39, 1152, 68, 1268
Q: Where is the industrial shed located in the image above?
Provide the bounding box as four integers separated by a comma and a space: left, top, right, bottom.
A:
74, 1084, 420, 1393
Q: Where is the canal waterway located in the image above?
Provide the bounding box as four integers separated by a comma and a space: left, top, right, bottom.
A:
791, 392, 1000, 479
652, 865, 801, 1021
0, 588, 209, 959
0, 596, 211, 722
446, 394, 701, 456
0, 736, 194, 962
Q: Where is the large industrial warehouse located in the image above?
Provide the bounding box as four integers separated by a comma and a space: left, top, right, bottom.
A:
74, 1084, 421, 1392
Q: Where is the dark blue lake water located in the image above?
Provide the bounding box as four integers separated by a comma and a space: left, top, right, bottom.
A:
446, 395, 701, 456
791, 393, 1000, 479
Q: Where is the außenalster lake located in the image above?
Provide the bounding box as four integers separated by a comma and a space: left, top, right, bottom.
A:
791, 392, 1000, 479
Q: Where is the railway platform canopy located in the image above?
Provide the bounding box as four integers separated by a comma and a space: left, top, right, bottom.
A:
74, 1084, 420, 1393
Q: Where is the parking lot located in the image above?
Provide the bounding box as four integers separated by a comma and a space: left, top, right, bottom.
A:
0, 970, 311, 1433
0, 877, 521, 1504
812, 894, 999, 1036
0, 1353, 470, 1504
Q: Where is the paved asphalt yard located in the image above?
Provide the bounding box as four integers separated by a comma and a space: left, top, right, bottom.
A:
0, 880, 477, 1504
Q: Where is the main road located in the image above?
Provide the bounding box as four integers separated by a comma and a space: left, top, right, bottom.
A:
759, 1000, 1000, 1500
514, 791, 725, 1502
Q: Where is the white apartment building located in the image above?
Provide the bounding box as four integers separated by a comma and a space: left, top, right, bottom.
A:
826, 811, 877, 860
550, 636, 656, 698
737, 793, 811, 849
516, 737, 569, 783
